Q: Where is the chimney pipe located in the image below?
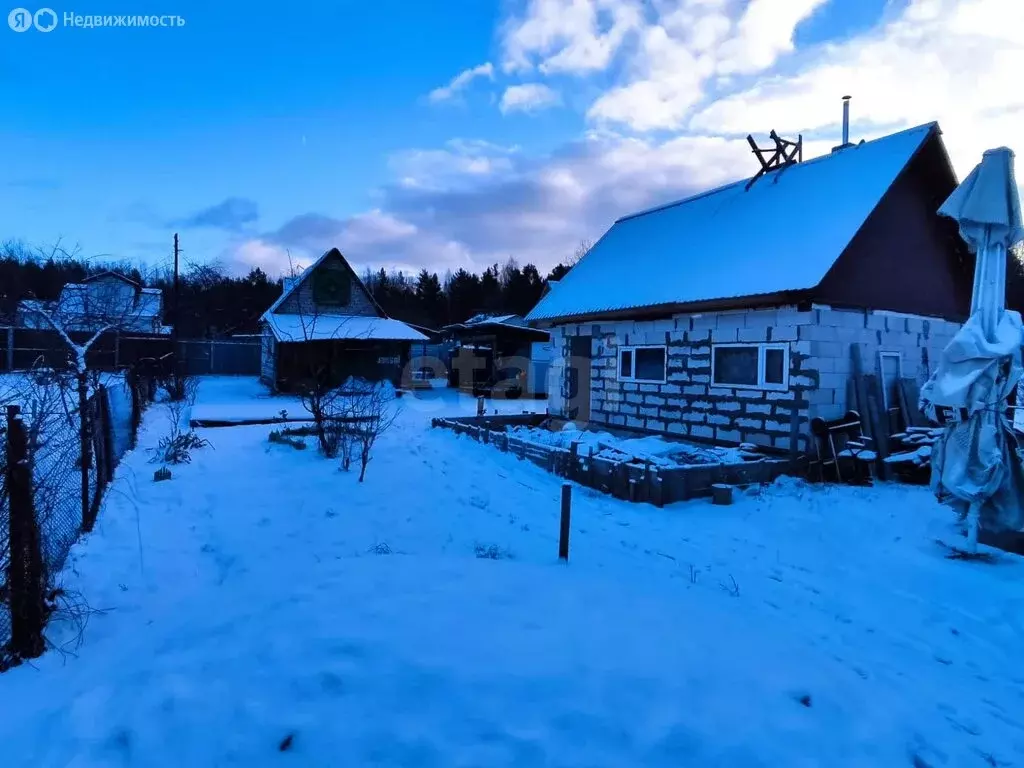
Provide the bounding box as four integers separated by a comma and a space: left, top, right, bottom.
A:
842, 95, 851, 146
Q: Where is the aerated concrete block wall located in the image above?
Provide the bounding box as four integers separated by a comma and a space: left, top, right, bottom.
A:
547, 305, 962, 453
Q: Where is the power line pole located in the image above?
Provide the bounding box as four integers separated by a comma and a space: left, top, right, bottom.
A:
173, 233, 180, 336
172, 233, 180, 382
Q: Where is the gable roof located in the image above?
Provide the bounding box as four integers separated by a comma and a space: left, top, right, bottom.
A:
262, 248, 386, 319
527, 122, 945, 323
82, 271, 141, 289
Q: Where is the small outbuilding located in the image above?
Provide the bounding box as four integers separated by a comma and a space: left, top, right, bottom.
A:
260, 248, 428, 392
442, 314, 552, 398
526, 121, 974, 456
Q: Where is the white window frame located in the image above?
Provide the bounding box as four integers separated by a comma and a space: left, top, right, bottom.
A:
711, 342, 790, 391
878, 351, 903, 409
618, 344, 667, 383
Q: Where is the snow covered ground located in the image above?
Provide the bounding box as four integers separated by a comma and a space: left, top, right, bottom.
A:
2, 378, 1023, 767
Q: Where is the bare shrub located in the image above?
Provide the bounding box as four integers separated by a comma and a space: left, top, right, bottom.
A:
150, 377, 208, 465
150, 431, 210, 465
474, 543, 512, 560
345, 379, 399, 482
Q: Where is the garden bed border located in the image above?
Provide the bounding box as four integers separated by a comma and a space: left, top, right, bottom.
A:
431, 414, 800, 507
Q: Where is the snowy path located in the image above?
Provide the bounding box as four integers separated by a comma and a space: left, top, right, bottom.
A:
2, 380, 1024, 767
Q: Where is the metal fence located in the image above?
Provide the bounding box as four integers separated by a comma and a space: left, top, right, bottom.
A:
1, 369, 148, 666
177, 338, 261, 376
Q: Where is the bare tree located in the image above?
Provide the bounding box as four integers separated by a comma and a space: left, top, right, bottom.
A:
568, 238, 593, 267
348, 381, 400, 482
22, 270, 162, 525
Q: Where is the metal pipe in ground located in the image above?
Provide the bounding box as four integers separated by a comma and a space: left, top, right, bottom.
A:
559, 483, 572, 561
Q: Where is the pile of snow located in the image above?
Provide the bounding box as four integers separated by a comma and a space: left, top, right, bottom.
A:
507, 422, 756, 467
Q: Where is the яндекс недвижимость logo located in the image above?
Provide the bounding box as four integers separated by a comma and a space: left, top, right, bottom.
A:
8, 9, 184, 31
8, 7, 57, 31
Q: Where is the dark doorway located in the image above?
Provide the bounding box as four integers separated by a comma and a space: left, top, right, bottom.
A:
567, 336, 592, 421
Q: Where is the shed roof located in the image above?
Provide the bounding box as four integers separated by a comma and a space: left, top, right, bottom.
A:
527, 122, 943, 323
264, 313, 428, 343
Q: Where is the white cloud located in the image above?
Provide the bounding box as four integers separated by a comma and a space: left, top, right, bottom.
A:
715, 0, 830, 75
427, 62, 495, 103
587, 23, 713, 130
500, 83, 563, 113
689, 0, 1024, 177
226, 238, 303, 277
390, 139, 519, 190
501, 0, 644, 74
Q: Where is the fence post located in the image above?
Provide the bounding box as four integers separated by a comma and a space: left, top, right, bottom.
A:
77, 372, 92, 532
100, 385, 116, 482
559, 483, 572, 562
209, 341, 216, 376
128, 366, 142, 448
6, 405, 46, 659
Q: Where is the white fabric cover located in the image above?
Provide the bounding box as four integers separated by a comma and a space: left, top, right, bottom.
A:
920, 308, 1024, 532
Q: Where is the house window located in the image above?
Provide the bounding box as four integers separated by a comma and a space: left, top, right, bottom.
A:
312, 268, 351, 306
712, 343, 789, 390
618, 345, 666, 383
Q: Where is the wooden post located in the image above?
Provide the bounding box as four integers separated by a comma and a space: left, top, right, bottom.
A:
559, 483, 572, 561
569, 440, 579, 481
477, 396, 485, 417
77, 371, 92, 532
5, 326, 14, 372
99, 385, 116, 481
711, 483, 734, 505
6, 405, 46, 659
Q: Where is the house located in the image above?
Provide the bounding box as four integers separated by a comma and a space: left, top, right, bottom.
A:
260, 248, 428, 391
526, 121, 972, 455
441, 313, 552, 398
18, 271, 167, 334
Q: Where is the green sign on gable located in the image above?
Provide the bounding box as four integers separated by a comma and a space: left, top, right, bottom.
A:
312, 267, 352, 307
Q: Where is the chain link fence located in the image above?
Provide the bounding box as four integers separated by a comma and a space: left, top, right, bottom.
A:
1, 416, 10, 648
1, 367, 153, 667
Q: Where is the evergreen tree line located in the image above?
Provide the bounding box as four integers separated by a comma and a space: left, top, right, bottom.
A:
0, 241, 583, 338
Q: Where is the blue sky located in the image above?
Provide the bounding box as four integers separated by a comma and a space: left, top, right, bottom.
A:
3, 0, 1022, 278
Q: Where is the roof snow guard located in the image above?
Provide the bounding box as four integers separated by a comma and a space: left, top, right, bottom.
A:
527, 122, 941, 324
745, 130, 803, 191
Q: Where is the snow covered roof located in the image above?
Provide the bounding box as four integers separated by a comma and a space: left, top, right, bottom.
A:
443, 314, 533, 332
264, 313, 428, 343
527, 123, 943, 322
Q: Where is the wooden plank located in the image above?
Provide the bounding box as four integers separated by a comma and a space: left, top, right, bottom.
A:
863, 374, 890, 478
895, 376, 912, 434
850, 344, 874, 445
900, 378, 930, 427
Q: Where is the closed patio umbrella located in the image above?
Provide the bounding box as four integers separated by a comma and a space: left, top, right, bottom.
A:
919, 147, 1024, 554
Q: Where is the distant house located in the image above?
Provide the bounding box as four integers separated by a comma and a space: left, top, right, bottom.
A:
260, 248, 428, 392
526, 122, 972, 455
441, 314, 552, 397
17, 271, 167, 334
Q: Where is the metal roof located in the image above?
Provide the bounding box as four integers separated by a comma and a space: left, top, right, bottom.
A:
527, 122, 942, 322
